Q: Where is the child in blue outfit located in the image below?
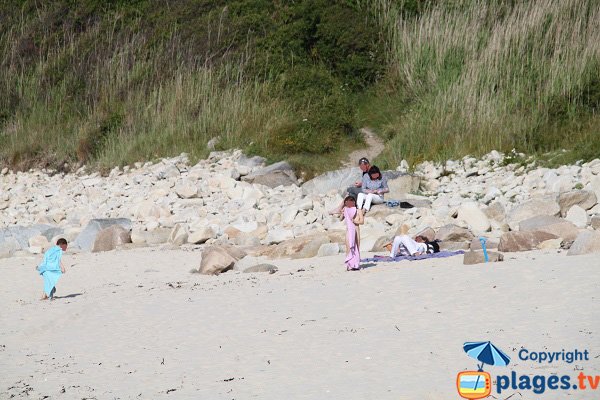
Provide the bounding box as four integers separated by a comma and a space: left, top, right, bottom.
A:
37, 238, 67, 300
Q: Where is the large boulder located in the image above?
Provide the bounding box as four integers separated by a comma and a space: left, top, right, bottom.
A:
567, 230, 600, 256
484, 202, 506, 223
498, 231, 558, 252
507, 196, 560, 229
72, 218, 132, 251
291, 236, 330, 259
457, 202, 491, 233
301, 167, 361, 195
519, 215, 580, 241
0, 224, 55, 251
385, 172, 420, 198
197, 245, 247, 275
435, 224, 474, 242
558, 190, 597, 216
241, 161, 297, 188
92, 225, 132, 252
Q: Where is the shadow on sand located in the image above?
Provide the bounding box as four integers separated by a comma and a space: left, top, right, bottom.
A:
53, 293, 84, 299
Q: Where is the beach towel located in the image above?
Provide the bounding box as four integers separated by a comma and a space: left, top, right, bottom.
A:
361, 250, 464, 263
344, 207, 360, 270
37, 245, 63, 297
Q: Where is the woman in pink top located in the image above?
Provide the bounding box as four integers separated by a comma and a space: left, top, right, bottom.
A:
341, 196, 364, 271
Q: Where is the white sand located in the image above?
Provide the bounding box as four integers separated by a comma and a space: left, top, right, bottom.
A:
1, 248, 599, 399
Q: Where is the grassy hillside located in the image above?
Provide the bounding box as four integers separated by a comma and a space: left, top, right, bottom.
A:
1, 0, 598, 176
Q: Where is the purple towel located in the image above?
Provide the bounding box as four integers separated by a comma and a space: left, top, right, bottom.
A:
360, 250, 464, 263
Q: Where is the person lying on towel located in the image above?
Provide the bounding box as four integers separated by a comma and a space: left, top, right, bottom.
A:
385, 235, 440, 257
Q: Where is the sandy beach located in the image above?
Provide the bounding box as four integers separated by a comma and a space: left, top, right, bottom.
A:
1, 248, 598, 399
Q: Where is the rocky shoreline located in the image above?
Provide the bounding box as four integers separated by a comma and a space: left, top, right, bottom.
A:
1, 149, 599, 266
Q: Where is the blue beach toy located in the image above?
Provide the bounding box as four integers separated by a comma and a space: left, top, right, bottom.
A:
478, 237, 489, 263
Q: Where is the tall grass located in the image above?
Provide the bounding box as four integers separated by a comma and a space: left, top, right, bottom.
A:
0, 9, 296, 172
365, 0, 600, 167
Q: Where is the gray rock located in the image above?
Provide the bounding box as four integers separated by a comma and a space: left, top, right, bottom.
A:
436, 224, 474, 242
243, 263, 278, 274
507, 196, 560, 229
567, 230, 600, 255
237, 154, 266, 168
519, 215, 580, 241
558, 190, 597, 216
73, 218, 132, 251
241, 161, 298, 188
0, 224, 55, 251
92, 225, 132, 252
484, 202, 506, 222
301, 167, 360, 196
385, 172, 420, 198
498, 231, 559, 252
463, 250, 504, 265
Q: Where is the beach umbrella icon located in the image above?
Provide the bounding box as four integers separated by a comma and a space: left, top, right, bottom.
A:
463, 341, 511, 370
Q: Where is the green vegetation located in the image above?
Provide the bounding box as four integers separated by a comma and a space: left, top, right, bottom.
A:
1, 0, 598, 176
362, 0, 600, 168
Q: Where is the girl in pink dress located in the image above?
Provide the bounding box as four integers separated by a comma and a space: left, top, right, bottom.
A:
341, 196, 363, 271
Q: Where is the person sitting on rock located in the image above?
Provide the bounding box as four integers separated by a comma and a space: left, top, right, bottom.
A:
329, 157, 371, 215
356, 165, 389, 213
347, 157, 371, 198
386, 234, 440, 257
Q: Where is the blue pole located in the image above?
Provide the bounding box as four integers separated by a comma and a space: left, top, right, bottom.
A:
479, 237, 489, 263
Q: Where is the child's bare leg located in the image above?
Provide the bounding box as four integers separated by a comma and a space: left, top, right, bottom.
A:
40, 293, 48, 300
